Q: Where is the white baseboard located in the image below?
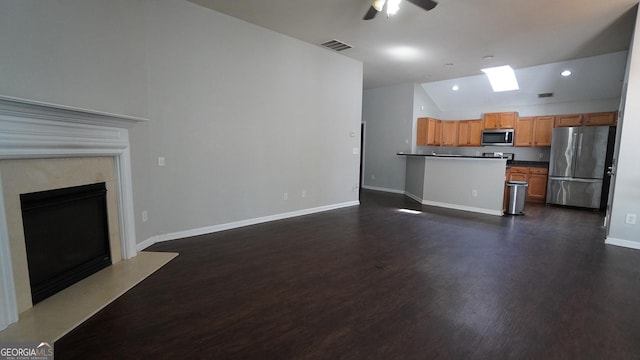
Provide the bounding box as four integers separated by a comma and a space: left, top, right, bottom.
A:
605, 237, 640, 250
404, 191, 422, 203
136, 200, 360, 251
421, 200, 503, 216
361, 185, 405, 194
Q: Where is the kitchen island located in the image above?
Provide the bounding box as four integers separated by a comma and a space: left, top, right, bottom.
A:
399, 153, 507, 216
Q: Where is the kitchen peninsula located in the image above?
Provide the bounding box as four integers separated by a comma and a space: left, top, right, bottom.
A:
399, 153, 507, 216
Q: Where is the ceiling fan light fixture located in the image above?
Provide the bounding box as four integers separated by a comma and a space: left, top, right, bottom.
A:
372, 0, 387, 12
387, 0, 401, 16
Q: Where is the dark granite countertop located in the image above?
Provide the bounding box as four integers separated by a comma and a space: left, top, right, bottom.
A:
507, 160, 549, 168
397, 152, 509, 160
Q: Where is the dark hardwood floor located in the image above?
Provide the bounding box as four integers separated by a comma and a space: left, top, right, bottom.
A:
55, 190, 640, 359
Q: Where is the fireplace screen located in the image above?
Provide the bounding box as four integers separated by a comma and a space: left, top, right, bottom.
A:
20, 182, 112, 304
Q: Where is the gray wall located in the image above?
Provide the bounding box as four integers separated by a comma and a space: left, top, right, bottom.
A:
362, 83, 414, 192
0, 0, 148, 118
140, 0, 363, 239
0, 0, 364, 245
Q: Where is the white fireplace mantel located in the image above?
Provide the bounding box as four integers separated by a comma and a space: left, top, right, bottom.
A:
0, 95, 147, 331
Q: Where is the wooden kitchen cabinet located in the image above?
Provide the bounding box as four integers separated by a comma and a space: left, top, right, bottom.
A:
441, 121, 458, 146
555, 114, 583, 127
527, 168, 548, 203
532, 116, 554, 146
457, 119, 482, 146
507, 166, 548, 203
416, 117, 442, 146
514, 117, 533, 146
427, 118, 442, 145
584, 111, 617, 126
483, 112, 517, 129
508, 167, 529, 182
515, 116, 552, 147
416, 118, 429, 146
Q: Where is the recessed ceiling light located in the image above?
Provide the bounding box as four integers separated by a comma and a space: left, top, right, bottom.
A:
481, 65, 519, 92
452, 85, 459, 91
482, 55, 494, 60
561, 70, 572, 77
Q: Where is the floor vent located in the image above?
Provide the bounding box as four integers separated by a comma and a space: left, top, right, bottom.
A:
320, 39, 353, 52
538, 92, 554, 98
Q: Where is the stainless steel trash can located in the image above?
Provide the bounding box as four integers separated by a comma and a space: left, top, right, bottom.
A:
506, 181, 528, 215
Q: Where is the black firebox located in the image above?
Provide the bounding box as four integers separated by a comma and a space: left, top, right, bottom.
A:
20, 182, 112, 305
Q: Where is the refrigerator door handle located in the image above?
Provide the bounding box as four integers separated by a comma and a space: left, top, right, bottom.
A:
578, 132, 583, 155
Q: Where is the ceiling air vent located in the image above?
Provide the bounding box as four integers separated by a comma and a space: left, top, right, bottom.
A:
538, 92, 554, 98
320, 39, 353, 52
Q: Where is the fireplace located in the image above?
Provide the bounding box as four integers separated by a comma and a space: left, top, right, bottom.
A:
21, 182, 112, 304
0, 96, 147, 331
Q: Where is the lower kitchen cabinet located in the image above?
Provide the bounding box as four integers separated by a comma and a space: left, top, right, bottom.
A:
527, 168, 548, 203
506, 166, 548, 203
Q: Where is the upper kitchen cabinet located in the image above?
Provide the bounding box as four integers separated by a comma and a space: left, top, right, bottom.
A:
441, 121, 459, 146
514, 117, 533, 146
416, 117, 429, 146
458, 119, 482, 146
555, 114, 583, 127
416, 117, 442, 146
532, 116, 553, 146
427, 118, 442, 145
584, 111, 617, 126
483, 112, 517, 129
514, 116, 552, 147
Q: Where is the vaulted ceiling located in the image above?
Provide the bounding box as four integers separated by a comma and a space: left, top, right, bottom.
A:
188, 0, 638, 89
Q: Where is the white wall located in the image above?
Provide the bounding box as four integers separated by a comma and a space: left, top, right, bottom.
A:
608, 5, 640, 247
362, 83, 414, 192
0, 0, 364, 246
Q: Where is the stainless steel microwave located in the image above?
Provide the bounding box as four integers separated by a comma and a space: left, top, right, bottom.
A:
481, 129, 514, 146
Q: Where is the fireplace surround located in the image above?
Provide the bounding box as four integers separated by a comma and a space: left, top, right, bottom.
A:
0, 96, 147, 331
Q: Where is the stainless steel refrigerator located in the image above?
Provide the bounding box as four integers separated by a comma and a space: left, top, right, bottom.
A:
546, 126, 614, 209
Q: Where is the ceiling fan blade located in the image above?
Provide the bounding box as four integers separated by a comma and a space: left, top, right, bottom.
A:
363, 5, 379, 20
406, 0, 438, 11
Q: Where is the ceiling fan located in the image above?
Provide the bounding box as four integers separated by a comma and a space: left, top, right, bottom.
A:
363, 0, 438, 20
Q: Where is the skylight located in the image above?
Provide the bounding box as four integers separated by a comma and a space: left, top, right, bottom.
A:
481, 65, 519, 92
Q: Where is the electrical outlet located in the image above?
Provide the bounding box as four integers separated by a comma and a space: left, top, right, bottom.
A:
625, 213, 637, 225
371, 174, 376, 180
302, 190, 306, 198
283, 192, 288, 201
472, 189, 478, 197
353, 147, 360, 155
539, 153, 544, 159
142, 210, 148, 222
158, 156, 166, 167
